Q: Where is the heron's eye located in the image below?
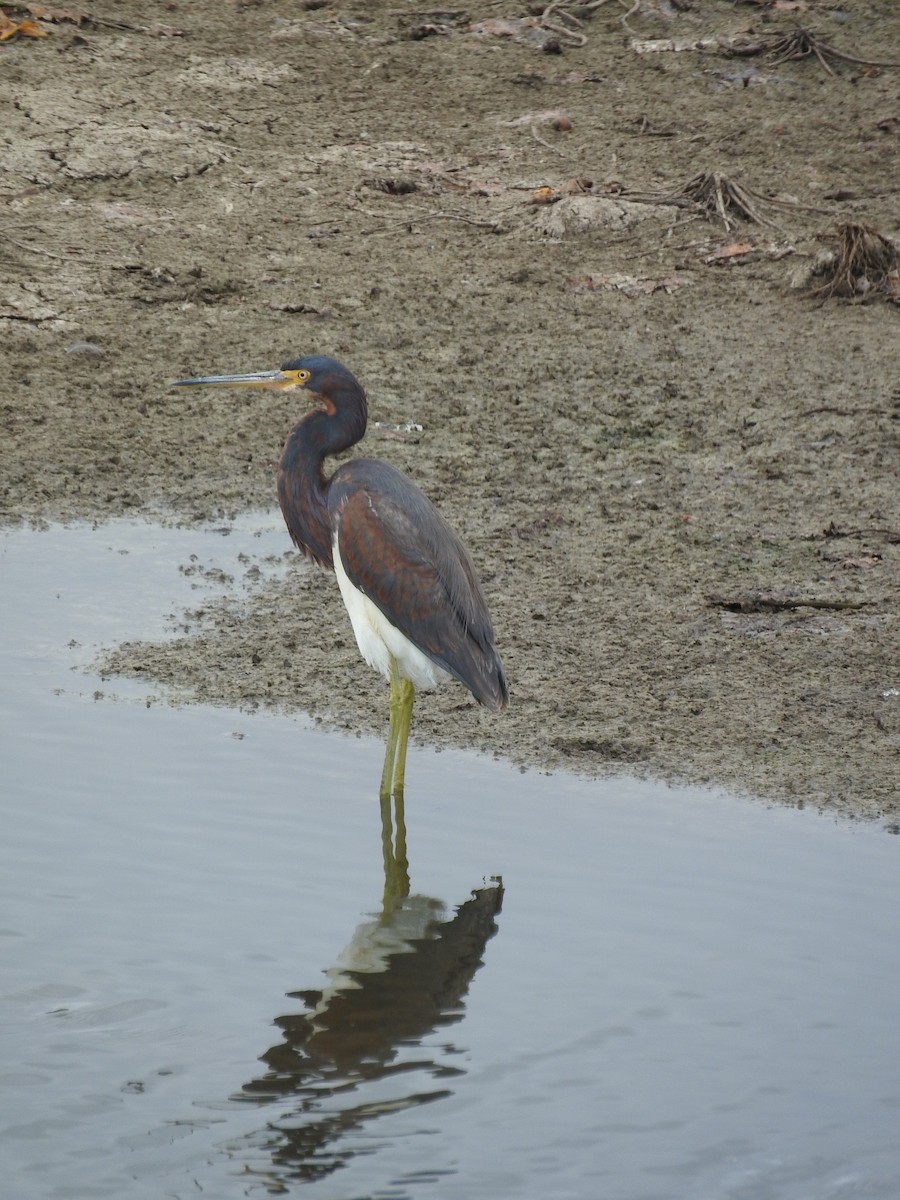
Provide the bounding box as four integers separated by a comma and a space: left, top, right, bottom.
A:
296, 369, 311, 383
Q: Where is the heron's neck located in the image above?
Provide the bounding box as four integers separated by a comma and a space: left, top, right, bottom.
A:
276, 400, 367, 569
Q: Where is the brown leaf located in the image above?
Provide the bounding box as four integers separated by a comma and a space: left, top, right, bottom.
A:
706, 239, 755, 263
0, 13, 49, 39
531, 178, 592, 205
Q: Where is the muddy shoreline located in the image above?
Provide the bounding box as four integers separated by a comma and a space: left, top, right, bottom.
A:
3, 0, 898, 819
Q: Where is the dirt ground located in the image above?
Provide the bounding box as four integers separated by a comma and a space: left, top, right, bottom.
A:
2, 0, 898, 820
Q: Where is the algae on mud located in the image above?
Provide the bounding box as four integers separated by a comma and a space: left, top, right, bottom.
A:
2, 0, 898, 818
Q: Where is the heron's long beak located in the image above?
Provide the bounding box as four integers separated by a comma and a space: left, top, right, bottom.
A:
173, 370, 297, 390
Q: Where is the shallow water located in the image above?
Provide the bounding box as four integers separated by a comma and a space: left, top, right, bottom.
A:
2, 519, 898, 1200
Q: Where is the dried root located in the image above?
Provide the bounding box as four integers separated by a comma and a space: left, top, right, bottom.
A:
803, 222, 900, 303
732, 28, 900, 74
680, 172, 787, 228
627, 172, 804, 230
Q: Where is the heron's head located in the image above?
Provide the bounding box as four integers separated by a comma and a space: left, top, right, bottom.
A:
174, 354, 365, 414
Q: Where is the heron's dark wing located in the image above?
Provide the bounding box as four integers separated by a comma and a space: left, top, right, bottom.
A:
328, 459, 507, 711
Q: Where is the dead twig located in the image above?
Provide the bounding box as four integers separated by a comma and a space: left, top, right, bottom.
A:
532, 1, 593, 47
814, 521, 900, 545
356, 205, 511, 235
1, 1, 145, 31
531, 123, 567, 155
799, 405, 895, 418
619, 0, 642, 36
0, 231, 70, 260
707, 592, 869, 614
537, 0, 610, 29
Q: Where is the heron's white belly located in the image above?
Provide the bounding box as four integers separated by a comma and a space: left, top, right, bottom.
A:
333, 536, 451, 691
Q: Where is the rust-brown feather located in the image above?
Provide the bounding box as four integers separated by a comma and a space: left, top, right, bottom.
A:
328, 459, 507, 712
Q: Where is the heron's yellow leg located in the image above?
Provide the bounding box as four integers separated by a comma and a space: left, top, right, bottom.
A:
379, 657, 403, 802
392, 678, 416, 799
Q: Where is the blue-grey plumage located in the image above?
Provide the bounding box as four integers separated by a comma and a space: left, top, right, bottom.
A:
329, 457, 507, 712
174, 354, 507, 798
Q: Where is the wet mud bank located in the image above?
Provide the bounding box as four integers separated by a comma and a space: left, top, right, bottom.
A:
3, 1, 898, 818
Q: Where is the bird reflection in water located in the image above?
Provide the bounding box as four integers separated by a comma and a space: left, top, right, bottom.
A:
230, 794, 503, 1188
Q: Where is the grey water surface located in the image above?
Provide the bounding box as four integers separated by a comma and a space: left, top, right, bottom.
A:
1, 519, 898, 1200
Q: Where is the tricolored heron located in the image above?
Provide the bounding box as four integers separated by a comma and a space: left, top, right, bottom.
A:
174, 355, 508, 800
